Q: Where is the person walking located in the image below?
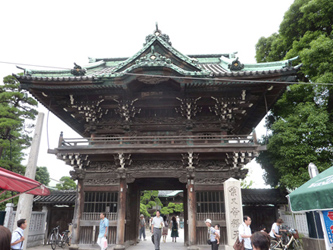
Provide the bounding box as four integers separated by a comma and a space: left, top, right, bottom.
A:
205, 219, 219, 250
139, 214, 146, 241
162, 215, 168, 243
11, 219, 27, 250
151, 210, 164, 250
97, 212, 109, 250
239, 215, 252, 250
0, 225, 11, 250
176, 216, 180, 228
170, 216, 179, 243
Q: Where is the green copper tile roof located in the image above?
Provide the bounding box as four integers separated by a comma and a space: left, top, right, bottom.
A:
15, 29, 300, 81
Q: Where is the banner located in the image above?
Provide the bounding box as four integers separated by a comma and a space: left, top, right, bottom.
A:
322, 211, 333, 247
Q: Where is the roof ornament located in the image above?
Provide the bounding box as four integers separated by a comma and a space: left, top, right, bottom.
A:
17, 66, 32, 76
71, 63, 86, 76
228, 57, 244, 71
144, 23, 172, 46
155, 22, 161, 36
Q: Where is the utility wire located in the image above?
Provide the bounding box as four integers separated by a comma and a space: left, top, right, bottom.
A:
1, 60, 333, 86
0, 61, 71, 70
124, 72, 333, 86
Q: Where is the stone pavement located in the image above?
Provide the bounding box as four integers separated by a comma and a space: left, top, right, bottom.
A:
28, 229, 224, 250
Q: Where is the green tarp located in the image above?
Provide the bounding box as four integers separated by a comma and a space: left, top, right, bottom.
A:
288, 167, 333, 212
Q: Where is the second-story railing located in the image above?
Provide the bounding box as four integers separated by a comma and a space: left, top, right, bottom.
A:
59, 134, 256, 148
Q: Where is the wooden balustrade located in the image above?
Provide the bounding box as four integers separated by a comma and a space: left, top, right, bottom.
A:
82, 212, 117, 221
196, 213, 225, 222
60, 135, 254, 147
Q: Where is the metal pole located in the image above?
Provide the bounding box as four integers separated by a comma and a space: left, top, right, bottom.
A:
319, 212, 331, 250
308, 163, 330, 250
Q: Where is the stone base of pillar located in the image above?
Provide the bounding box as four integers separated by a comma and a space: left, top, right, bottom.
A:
187, 245, 200, 250
225, 245, 234, 250
68, 244, 79, 250
114, 244, 126, 250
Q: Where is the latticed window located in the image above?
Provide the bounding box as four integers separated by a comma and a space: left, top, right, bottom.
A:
84, 192, 118, 213
196, 191, 225, 213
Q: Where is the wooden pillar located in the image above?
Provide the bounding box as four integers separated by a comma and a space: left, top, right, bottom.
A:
183, 188, 189, 245
114, 176, 127, 250
125, 182, 140, 242
187, 178, 199, 250
69, 168, 85, 249
71, 178, 84, 247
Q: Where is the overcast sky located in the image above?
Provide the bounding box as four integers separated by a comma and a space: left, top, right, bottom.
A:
0, 0, 295, 187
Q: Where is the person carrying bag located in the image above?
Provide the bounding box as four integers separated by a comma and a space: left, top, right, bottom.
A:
235, 215, 252, 250
233, 236, 244, 250
205, 219, 219, 250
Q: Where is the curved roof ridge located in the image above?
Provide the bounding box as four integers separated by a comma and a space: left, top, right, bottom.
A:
83, 60, 106, 69
156, 36, 203, 71
110, 36, 157, 73
244, 56, 299, 68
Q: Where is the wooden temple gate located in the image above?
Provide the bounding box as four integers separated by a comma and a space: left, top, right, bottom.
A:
15, 26, 299, 249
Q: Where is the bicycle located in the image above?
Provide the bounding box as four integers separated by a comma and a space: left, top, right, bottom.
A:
49, 225, 72, 249
270, 228, 303, 250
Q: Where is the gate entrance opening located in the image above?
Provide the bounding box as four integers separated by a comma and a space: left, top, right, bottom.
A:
126, 179, 187, 245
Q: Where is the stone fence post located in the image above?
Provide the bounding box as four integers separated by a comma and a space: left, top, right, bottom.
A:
3, 203, 14, 228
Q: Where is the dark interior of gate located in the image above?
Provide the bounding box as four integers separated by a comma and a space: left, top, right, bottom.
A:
124, 177, 227, 246
125, 178, 188, 244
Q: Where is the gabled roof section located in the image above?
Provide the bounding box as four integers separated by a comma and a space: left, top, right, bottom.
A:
95, 27, 211, 77
14, 25, 300, 82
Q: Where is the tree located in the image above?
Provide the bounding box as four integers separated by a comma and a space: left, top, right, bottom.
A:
241, 179, 253, 189
160, 202, 184, 215
0, 75, 38, 209
35, 166, 50, 186
55, 176, 77, 190
255, 0, 333, 189
140, 191, 162, 217
0, 75, 38, 160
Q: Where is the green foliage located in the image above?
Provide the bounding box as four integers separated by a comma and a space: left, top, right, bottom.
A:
139, 191, 183, 216
174, 203, 183, 213
160, 206, 172, 215
140, 203, 151, 217
35, 167, 50, 186
160, 202, 184, 215
255, 0, 333, 189
258, 98, 332, 188
241, 179, 254, 189
139, 190, 162, 216
0, 192, 19, 210
0, 75, 38, 160
55, 176, 77, 190
0, 75, 38, 209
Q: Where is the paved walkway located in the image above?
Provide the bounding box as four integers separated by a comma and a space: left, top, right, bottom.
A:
28, 229, 224, 250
